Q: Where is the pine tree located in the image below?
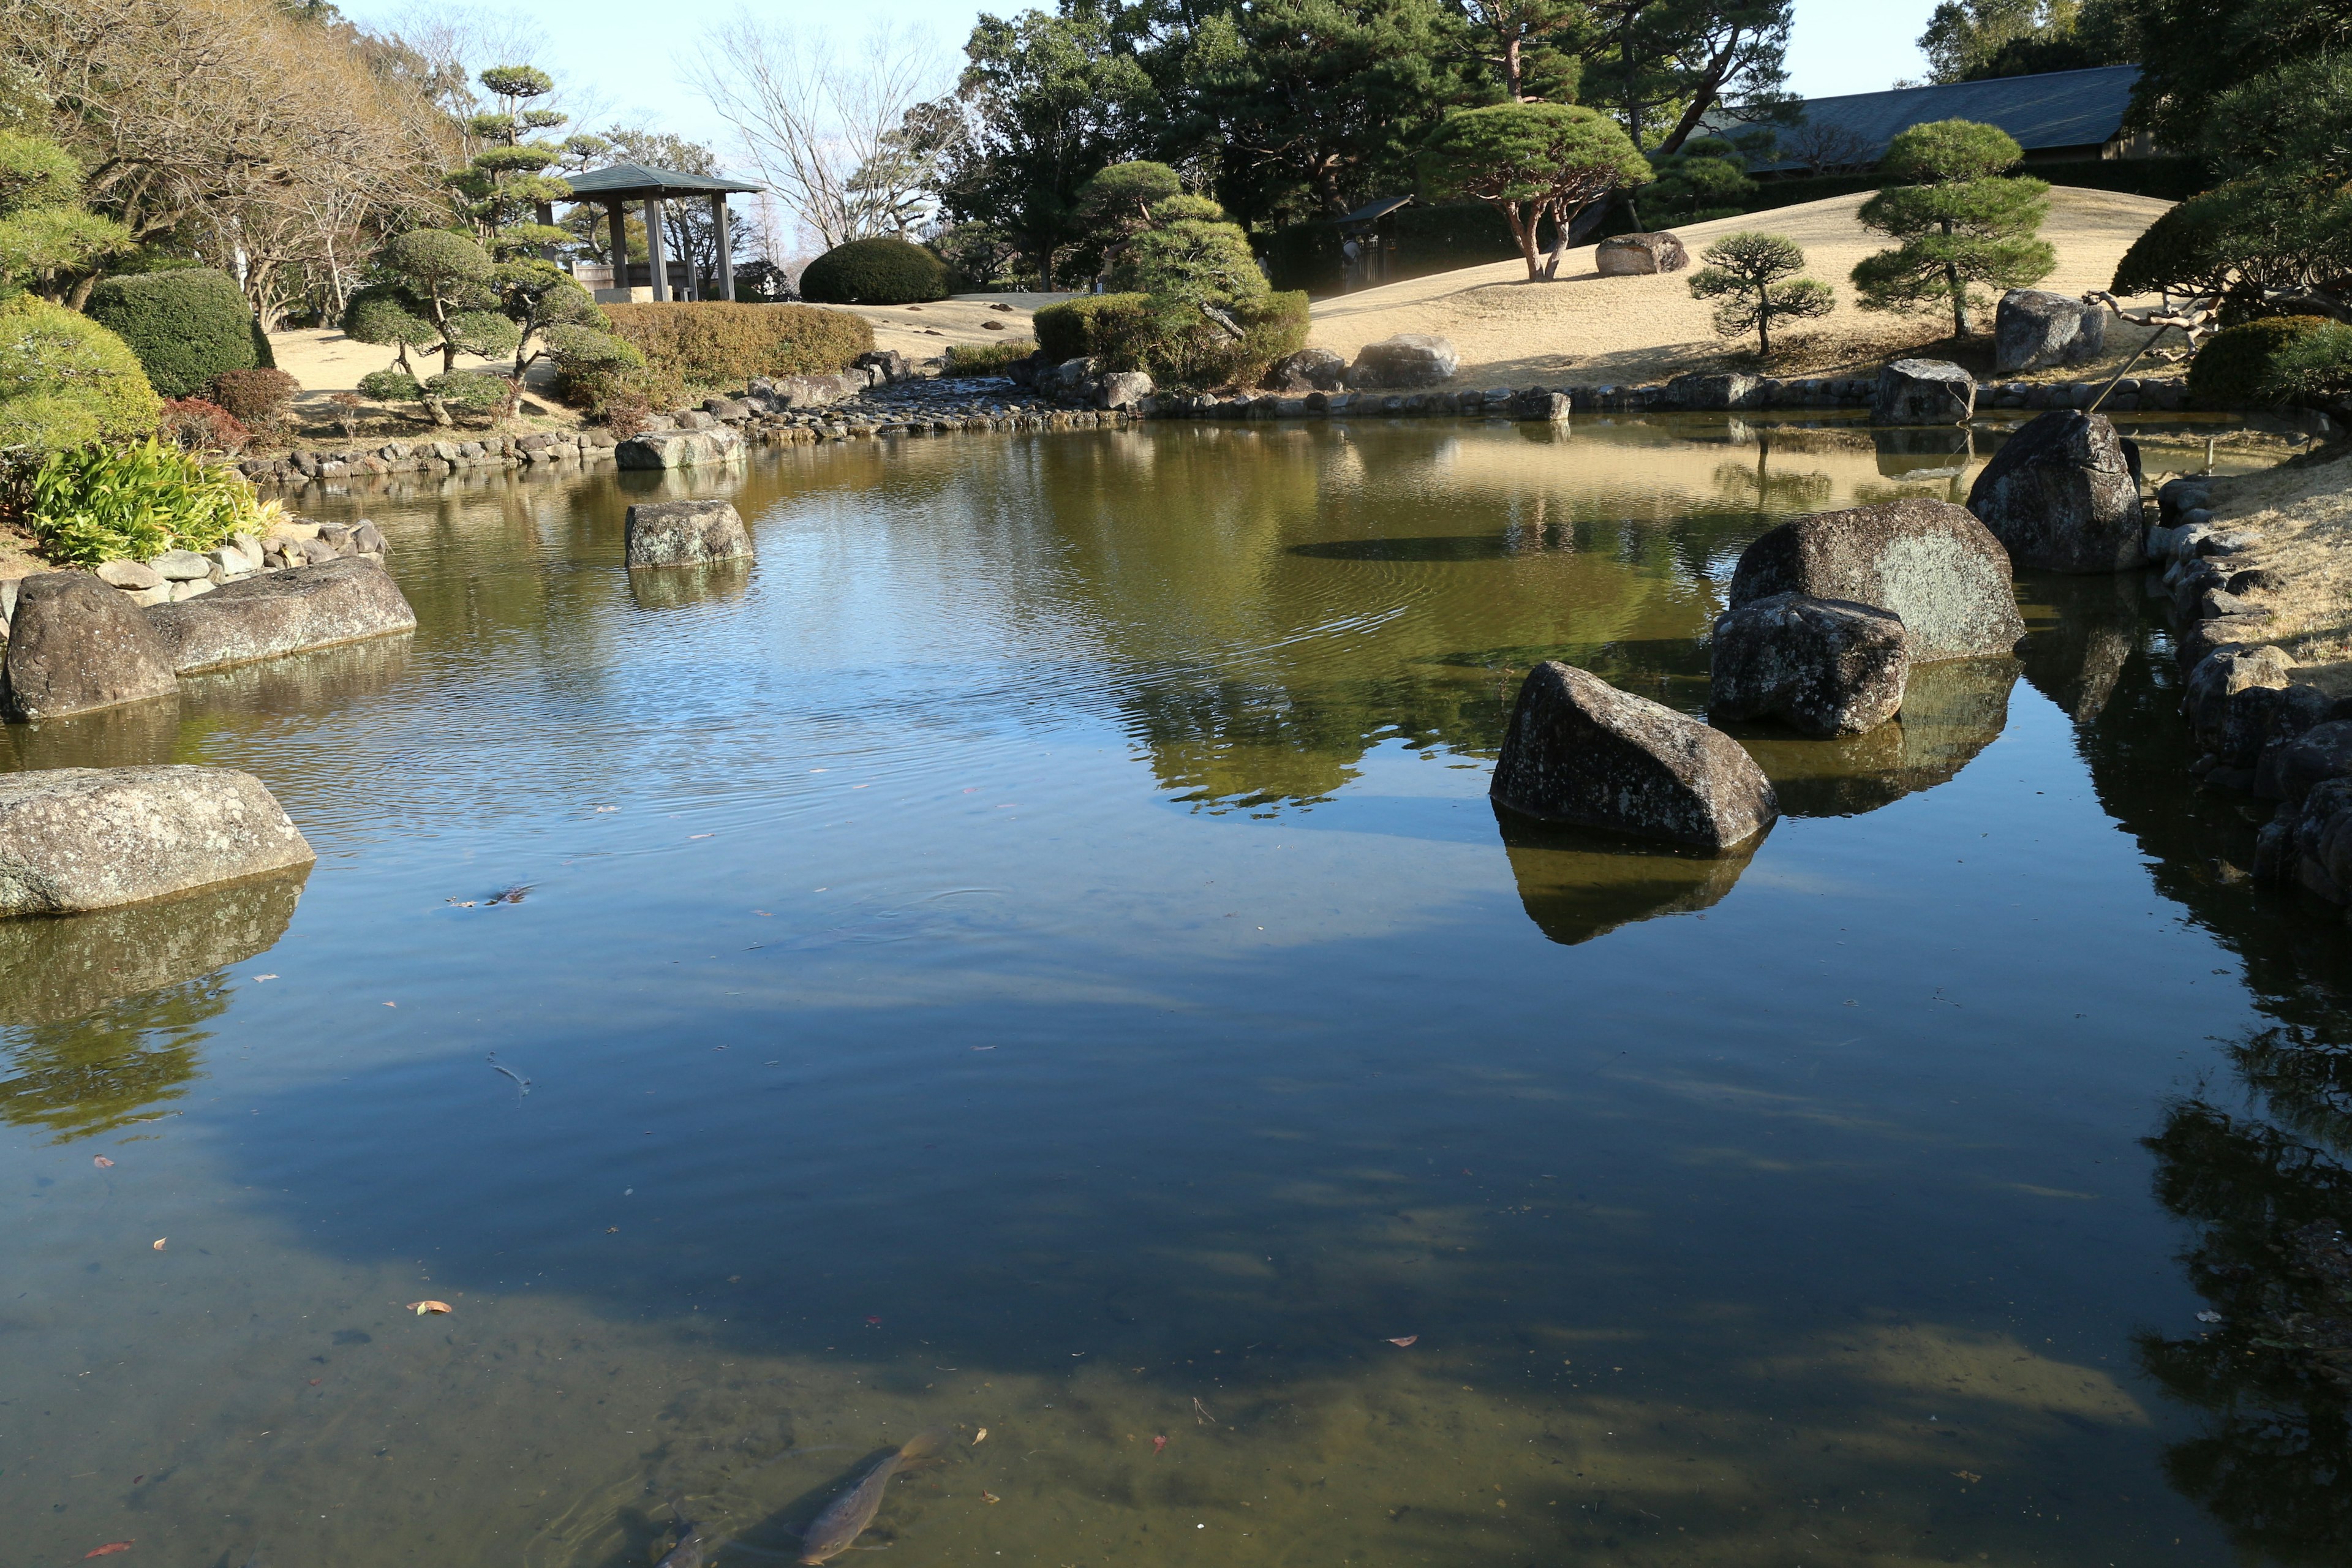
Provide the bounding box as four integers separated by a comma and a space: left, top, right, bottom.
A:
448, 66, 575, 257
1688, 231, 1834, 355
1849, 119, 2054, 339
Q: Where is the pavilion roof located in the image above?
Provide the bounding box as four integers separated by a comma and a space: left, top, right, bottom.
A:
564, 162, 764, 199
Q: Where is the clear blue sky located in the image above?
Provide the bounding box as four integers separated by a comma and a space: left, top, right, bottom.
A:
339, 0, 1942, 159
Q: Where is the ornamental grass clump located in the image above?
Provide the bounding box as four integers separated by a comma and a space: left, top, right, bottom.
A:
1689, 232, 1836, 355
22, 439, 276, 565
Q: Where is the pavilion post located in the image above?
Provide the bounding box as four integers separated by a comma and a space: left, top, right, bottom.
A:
534, 200, 557, 262
606, 201, 628, 290
713, 195, 734, 303
644, 195, 668, 301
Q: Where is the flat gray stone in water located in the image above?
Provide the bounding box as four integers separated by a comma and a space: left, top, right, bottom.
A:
1491, 661, 1777, 850
146, 556, 417, 675
1709, 593, 1909, 737
625, 500, 755, 568
1966, 410, 2145, 572
1728, 499, 2026, 662
0, 765, 315, 918
2, 571, 179, 721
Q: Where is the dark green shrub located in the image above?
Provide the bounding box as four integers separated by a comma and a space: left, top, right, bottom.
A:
206, 367, 300, 429
424, 371, 511, 413
603, 302, 874, 405
0, 292, 160, 454
83, 266, 270, 398
356, 369, 422, 404
1033, 293, 1152, 362
24, 437, 274, 565
943, 338, 1038, 374
1033, 290, 1310, 388
2263, 321, 2352, 402
797, 237, 951, 305
2188, 316, 2333, 407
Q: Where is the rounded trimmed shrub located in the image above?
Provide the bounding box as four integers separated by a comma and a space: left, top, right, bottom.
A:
2188, 316, 2333, 407
159, 396, 252, 453
206, 366, 300, 428
83, 266, 271, 398
798, 237, 952, 305
0, 292, 161, 454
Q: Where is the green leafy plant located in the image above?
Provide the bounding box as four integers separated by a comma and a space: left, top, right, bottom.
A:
0, 293, 161, 456
798, 236, 954, 305
356, 369, 423, 405
1850, 119, 2055, 338
83, 267, 271, 399
22, 438, 276, 565
943, 338, 1038, 374
2261, 321, 2352, 404
1034, 290, 1309, 387
1419, 102, 1653, 281
1640, 135, 1757, 227
423, 372, 511, 413
1689, 232, 1836, 355
2189, 316, 2335, 407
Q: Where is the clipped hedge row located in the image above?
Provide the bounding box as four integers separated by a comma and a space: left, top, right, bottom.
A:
600, 303, 875, 406
83, 266, 271, 399
1033, 291, 1310, 388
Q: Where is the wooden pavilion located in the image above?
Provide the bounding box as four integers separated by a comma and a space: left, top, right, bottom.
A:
556, 163, 765, 303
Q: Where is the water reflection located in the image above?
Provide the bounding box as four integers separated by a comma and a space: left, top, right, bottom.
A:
178, 635, 413, 716
1730, 656, 2018, 817
0, 691, 181, 771
2019, 573, 2141, 723
628, 559, 754, 611
1496, 804, 1754, 944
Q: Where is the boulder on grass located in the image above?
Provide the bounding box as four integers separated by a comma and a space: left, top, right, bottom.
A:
1728, 498, 2026, 662
1270, 347, 1348, 392
2, 571, 179, 722
1994, 289, 2105, 375
146, 556, 417, 675
1966, 410, 2146, 572
1098, 371, 1155, 410
1872, 358, 1975, 425
0, 765, 314, 918
1595, 233, 1689, 276
625, 500, 755, 568
1350, 334, 1459, 390
1709, 594, 1909, 737
1491, 661, 1777, 850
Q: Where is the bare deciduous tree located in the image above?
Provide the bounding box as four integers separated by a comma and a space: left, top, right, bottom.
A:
1782, 116, 1877, 176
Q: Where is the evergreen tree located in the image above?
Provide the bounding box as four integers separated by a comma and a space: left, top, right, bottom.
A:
0, 129, 131, 298
1419, 101, 1650, 279
1687, 230, 1833, 354
448, 66, 575, 257
1849, 119, 2054, 339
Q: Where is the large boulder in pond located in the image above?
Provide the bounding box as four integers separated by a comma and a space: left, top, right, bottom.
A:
0, 765, 314, 918
1728, 499, 2026, 662
614, 428, 747, 470
1, 571, 179, 722
625, 500, 755, 568
1966, 410, 2145, 573
1994, 288, 2105, 375
1595, 232, 1689, 276
1491, 662, 1777, 850
146, 556, 417, 675
1350, 334, 1459, 390
1872, 358, 1975, 425
1709, 594, 1909, 737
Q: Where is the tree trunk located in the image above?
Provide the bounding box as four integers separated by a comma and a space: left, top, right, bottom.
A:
1757, 289, 1772, 356
1504, 35, 1523, 99
1498, 198, 1539, 281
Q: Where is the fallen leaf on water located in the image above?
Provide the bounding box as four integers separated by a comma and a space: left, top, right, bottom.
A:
755, 911, 772, 917
309, 1378, 322, 1386
1152, 1436, 1167, 1454
151, 1238, 166, 1251
1387, 1336, 1418, 1348
1953, 1470, 1981, 1483
607, 1227, 619, 1234
83, 1543, 134, 1558
973, 1428, 988, 1445
981, 1492, 1000, 1504
865, 1315, 883, 1326
595, 805, 619, 813
93, 1156, 114, 1169
383, 1001, 396, 1008
407, 1300, 451, 1315
254, 974, 277, 981
446, 899, 477, 908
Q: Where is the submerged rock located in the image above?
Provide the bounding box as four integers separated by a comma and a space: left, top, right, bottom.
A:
1728, 498, 2026, 662
1490, 661, 1777, 850
614, 428, 748, 470
0, 765, 314, 918
1967, 410, 2146, 572
1872, 358, 1974, 426
2, 571, 179, 722
1709, 593, 1909, 737
624, 500, 755, 568
146, 557, 417, 675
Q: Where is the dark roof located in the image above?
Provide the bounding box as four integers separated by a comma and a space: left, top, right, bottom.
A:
562, 162, 764, 198
1338, 195, 1413, 227
1729, 64, 2140, 173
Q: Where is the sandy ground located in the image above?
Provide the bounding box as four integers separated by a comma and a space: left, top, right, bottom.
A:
1309, 187, 2176, 389
837, 290, 1066, 361
2199, 448, 2352, 688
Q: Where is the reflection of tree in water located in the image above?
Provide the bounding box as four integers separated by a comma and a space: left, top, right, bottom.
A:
0, 978, 227, 1142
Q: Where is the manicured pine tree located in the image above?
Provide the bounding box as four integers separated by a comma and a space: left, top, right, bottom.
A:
1687, 230, 1834, 355
1849, 118, 2055, 339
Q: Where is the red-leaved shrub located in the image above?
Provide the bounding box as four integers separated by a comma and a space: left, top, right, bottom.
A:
159, 396, 254, 453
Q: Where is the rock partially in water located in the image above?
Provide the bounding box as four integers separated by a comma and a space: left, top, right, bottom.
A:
1709, 593, 1909, 737
1728, 498, 2026, 662
1099, 371, 1155, 411
614, 428, 748, 469
1270, 348, 1347, 392
1994, 288, 2105, 375
2258, 777, 2352, 906
1494, 804, 1754, 946
1732, 657, 2017, 818
146, 557, 417, 675
625, 500, 755, 569
1967, 411, 2146, 573
1666, 372, 1761, 411
1491, 661, 1777, 850
2, 572, 179, 722
0, 864, 306, 1028
0, 766, 315, 918
2184, 644, 2295, 756
1350, 334, 1459, 390
2271, 721, 2352, 807
1872, 358, 1974, 426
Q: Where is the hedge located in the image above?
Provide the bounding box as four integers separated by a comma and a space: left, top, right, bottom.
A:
1034, 290, 1310, 388
601, 302, 874, 406
943, 338, 1038, 375
83, 267, 271, 399
2188, 316, 2334, 407
0, 293, 162, 455
798, 236, 952, 305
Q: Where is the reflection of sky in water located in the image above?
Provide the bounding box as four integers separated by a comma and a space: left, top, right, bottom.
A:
0, 416, 2330, 1568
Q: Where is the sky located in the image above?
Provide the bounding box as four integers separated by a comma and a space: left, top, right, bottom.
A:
336, 0, 1945, 166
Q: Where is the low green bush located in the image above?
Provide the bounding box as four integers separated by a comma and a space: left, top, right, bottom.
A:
424, 371, 511, 413
943, 338, 1038, 374
356, 369, 422, 404
22, 437, 274, 565
83, 266, 271, 398
0, 292, 160, 455
2188, 316, 2334, 407
1033, 293, 1151, 362
205, 367, 300, 429
601, 302, 873, 406
2261, 320, 2352, 403
1033, 290, 1310, 388
798, 236, 952, 304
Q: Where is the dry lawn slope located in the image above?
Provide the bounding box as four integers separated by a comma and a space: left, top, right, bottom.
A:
1308, 187, 2174, 389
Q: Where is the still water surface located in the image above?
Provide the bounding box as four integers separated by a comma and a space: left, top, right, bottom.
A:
2, 415, 2343, 1567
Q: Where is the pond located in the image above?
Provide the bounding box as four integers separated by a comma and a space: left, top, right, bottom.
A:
3, 412, 2345, 1567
